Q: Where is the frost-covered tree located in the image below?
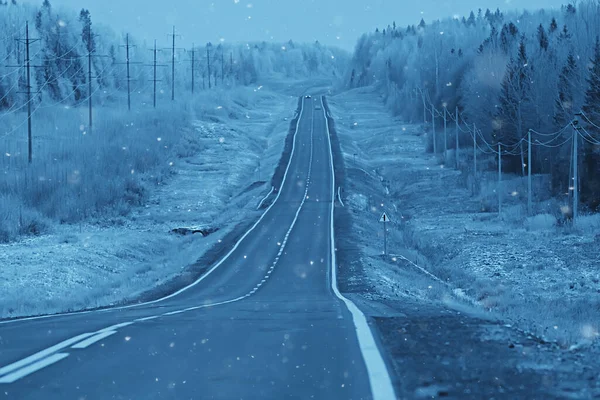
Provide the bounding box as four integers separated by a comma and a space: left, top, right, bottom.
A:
581, 37, 600, 209
537, 24, 549, 51
555, 52, 578, 127
496, 38, 534, 174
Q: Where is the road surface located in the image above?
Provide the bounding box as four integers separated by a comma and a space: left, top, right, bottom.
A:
0, 96, 395, 400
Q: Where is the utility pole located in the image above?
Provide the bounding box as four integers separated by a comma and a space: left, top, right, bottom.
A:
118, 34, 141, 111
166, 26, 181, 101
221, 51, 224, 85
527, 129, 532, 216
85, 29, 109, 133
473, 123, 477, 180
191, 44, 195, 94
443, 106, 447, 160
455, 106, 459, 169
431, 104, 436, 154
10, 21, 41, 163
498, 143, 502, 216
421, 90, 427, 124
124, 34, 132, 110
186, 43, 197, 94
572, 116, 580, 224
22, 22, 38, 163
145, 40, 167, 108
170, 26, 175, 100
206, 42, 212, 89
87, 28, 93, 132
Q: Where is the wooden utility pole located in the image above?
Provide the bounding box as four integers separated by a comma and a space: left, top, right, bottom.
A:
221, 51, 224, 84
443, 106, 447, 159
498, 143, 502, 216
206, 42, 212, 89
166, 26, 181, 101
24, 22, 38, 163
87, 28, 93, 132
431, 104, 436, 154
473, 123, 477, 179
527, 129, 532, 216
572, 116, 580, 224
455, 107, 459, 169
145, 40, 167, 108
85, 29, 109, 133
124, 34, 132, 110
186, 43, 198, 94
191, 44, 195, 93
9, 21, 41, 163
118, 33, 141, 111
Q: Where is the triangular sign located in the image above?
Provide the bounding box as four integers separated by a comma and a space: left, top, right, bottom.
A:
379, 212, 390, 223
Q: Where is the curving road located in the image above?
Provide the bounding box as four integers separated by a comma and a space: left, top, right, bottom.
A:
0, 96, 395, 400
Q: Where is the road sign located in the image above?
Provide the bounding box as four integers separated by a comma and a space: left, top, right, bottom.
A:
379, 212, 391, 223
379, 212, 390, 255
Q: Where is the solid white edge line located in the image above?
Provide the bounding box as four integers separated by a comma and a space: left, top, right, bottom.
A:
0, 98, 307, 326
0, 353, 70, 384
0, 332, 94, 377
337, 186, 345, 207
71, 331, 117, 349
321, 96, 396, 400
256, 186, 275, 210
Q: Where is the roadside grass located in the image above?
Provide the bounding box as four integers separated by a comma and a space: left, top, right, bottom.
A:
0, 86, 297, 319
0, 101, 190, 241
328, 86, 600, 348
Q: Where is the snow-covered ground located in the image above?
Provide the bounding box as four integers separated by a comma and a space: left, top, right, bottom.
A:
329, 85, 600, 348
0, 86, 298, 318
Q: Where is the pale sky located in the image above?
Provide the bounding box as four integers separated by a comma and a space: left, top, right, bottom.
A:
34, 0, 567, 50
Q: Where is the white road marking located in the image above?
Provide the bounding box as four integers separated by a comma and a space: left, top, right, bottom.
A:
135, 315, 160, 322
0, 332, 94, 377
321, 96, 397, 400
163, 309, 187, 316
337, 187, 345, 207
0, 353, 69, 384
256, 186, 275, 209
71, 331, 117, 349
96, 322, 134, 333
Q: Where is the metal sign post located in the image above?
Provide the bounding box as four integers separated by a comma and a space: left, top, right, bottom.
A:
379, 212, 391, 255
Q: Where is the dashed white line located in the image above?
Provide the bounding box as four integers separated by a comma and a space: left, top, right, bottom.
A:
97, 322, 134, 333
71, 331, 117, 349
163, 309, 187, 316
135, 315, 160, 322
0, 332, 94, 377
0, 353, 70, 384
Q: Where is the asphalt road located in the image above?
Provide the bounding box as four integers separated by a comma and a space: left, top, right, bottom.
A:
0, 96, 395, 399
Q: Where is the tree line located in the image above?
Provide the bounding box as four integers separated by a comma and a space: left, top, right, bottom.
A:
0, 0, 346, 111
345, 2, 600, 211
